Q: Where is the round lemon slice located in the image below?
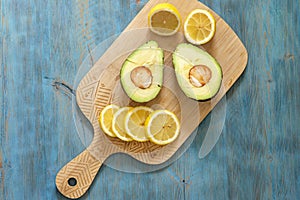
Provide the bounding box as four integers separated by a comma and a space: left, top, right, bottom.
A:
125, 106, 153, 142
145, 110, 180, 145
98, 104, 120, 137
148, 3, 182, 36
112, 107, 133, 142
184, 9, 216, 45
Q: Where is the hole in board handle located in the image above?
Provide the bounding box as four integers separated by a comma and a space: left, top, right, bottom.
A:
68, 177, 77, 187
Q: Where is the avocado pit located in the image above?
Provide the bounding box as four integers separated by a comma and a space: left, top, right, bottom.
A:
130, 66, 153, 89
189, 65, 212, 87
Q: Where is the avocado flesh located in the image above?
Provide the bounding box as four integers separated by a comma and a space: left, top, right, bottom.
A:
120, 41, 164, 103
173, 43, 222, 101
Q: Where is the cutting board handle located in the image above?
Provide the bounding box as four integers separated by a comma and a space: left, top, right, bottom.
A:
55, 149, 109, 199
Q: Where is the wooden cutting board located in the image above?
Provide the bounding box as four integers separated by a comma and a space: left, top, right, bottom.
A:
56, 0, 248, 198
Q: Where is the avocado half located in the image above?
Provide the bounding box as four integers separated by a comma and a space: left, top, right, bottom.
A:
172, 43, 222, 101
120, 41, 164, 103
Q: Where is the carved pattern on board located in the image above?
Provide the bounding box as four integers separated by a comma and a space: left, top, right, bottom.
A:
55, 150, 103, 199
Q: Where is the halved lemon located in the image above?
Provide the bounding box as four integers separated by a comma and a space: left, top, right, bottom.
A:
184, 9, 216, 45
98, 104, 120, 137
112, 107, 133, 142
148, 3, 182, 36
145, 110, 180, 145
125, 106, 153, 142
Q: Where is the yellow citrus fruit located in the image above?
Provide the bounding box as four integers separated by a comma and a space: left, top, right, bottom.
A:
184, 9, 216, 45
112, 107, 133, 142
125, 106, 153, 142
98, 104, 120, 137
148, 3, 182, 36
145, 110, 180, 145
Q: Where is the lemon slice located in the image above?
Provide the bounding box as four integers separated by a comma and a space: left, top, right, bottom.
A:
148, 3, 182, 36
125, 106, 153, 142
98, 104, 120, 137
112, 107, 133, 142
184, 9, 216, 45
145, 110, 180, 145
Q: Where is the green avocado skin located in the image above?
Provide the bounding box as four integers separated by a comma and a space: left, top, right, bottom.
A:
120, 41, 164, 103
172, 43, 223, 101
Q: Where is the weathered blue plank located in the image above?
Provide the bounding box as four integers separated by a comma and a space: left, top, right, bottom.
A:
0, 0, 299, 199
0, 0, 5, 199
1, 0, 49, 199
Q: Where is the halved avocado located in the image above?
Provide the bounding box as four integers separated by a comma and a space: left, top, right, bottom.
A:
173, 43, 222, 101
120, 41, 164, 103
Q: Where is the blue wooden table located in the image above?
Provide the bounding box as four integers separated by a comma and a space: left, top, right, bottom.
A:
1, 0, 299, 199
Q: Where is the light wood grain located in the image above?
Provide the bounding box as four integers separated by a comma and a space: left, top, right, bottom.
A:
55, 0, 247, 198
55, 150, 103, 199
